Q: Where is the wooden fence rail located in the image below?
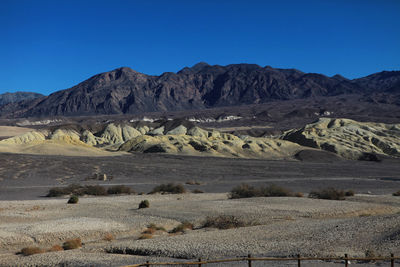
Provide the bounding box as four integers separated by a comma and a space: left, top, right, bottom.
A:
122, 253, 399, 267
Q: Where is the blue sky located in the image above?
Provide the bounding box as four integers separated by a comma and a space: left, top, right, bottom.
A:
1, 0, 399, 95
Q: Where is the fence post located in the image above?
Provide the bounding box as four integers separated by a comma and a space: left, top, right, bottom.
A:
248, 254, 252, 267
146, 260, 150, 267
198, 258, 202, 267
391, 253, 394, 267
344, 254, 348, 267
297, 254, 301, 267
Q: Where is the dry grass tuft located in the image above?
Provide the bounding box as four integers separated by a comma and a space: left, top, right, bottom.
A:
103, 233, 115, 242
142, 227, 156, 234
170, 222, 194, 233
138, 233, 153, 239
62, 238, 82, 250
20, 247, 45, 256
144, 223, 166, 234
202, 215, 248, 229
47, 245, 64, 252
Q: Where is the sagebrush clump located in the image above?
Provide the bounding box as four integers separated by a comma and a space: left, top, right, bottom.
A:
149, 183, 186, 194
67, 195, 79, 204
170, 222, 194, 233
202, 215, 247, 229
48, 245, 63, 252
20, 247, 45, 256
229, 183, 294, 199
138, 233, 153, 239
107, 185, 133, 195
103, 233, 115, 242
47, 184, 134, 197
62, 238, 82, 250
309, 188, 354, 200
138, 200, 150, 209
192, 189, 204, 194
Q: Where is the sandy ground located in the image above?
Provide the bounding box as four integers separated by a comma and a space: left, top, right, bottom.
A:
0, 193, 399, 266
0, 126, 33, 139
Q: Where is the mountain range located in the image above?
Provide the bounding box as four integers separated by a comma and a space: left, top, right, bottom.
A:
1, 63, 399, 118
0, 92, 44, 107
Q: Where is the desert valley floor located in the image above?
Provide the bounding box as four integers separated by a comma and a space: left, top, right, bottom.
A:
1, 152, 400, 266
0, 116, 400, 266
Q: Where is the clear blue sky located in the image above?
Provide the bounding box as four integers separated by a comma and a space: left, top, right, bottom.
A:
1, 0, 399, 95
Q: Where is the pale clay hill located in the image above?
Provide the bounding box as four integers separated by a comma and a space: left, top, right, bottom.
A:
282, 118, 400, 160
1, 118, 400, 160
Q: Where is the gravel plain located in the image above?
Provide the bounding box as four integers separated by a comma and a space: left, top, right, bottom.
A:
0, 193, 399, 266
1, 152, 400, 266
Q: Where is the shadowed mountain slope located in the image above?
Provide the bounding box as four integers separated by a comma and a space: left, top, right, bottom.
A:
1, 64, 399, 117
0, 92, 44, 106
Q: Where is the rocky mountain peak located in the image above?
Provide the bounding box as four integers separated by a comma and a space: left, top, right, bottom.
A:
190, 62, 210, 72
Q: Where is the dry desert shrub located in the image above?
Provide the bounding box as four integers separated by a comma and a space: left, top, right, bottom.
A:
149, 183, 186, 194
138, 233, 153, 239
144, 223, 166, 234
107, 185, 133, 195
309, 188, 354, 200
47, 184, 82, 197
83, 185, 108, 196
67, 195, 79, 204
229, 183, 294, 199
261, 184, 293, 197
142, 227, 156, 235
103, 233, 115, 242
62, 238, 82, 250
20, 247, 45, 256
48, 184, 133, 197
47, 245, 63, 252
191, 189, 204, 194
202, 215, 246, 229
138, 200, 150, 209
170, 222, 194, 233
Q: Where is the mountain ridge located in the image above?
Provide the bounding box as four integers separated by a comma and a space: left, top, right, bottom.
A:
0, 92, 44, 107
1, 63, 399, 118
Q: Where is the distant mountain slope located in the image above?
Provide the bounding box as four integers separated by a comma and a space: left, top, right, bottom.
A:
1, 64, 399, 118
0, 92, 44, 106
